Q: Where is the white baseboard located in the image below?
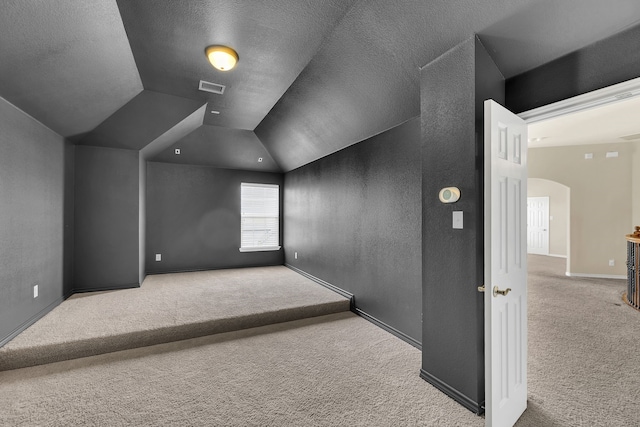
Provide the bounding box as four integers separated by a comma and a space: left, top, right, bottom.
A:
565, 272, 626, 280
547, 253, 567, 259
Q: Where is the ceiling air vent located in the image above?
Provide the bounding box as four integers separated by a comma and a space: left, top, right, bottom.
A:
620, 132, 640, 141
198, 80, 226, 95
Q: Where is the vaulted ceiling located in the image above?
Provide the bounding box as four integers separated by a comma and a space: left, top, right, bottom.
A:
2, 0, 640, 172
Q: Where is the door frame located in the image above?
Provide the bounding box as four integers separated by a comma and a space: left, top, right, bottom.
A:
518, 76, 640, 124
482, 75, 640, 422
517, 76, 640, 277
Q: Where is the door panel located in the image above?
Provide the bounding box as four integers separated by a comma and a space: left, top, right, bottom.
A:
484, 100, 528, 427
527, 197, 549, 255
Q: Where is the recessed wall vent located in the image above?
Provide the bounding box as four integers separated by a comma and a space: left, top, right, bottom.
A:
199, 80, 226, 95
620, 132, 640, 141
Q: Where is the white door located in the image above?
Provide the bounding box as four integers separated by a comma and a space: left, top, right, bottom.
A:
484, 100, 528, 427
527, 197, 549, 255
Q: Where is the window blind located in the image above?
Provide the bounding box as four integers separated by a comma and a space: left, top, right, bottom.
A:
240, 183, 280, 251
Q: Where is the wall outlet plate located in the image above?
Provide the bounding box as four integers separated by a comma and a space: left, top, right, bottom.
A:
155, 253, 162, 261
33, 284, 38, 298
294, 252, 298, 259
609, 259, 615, 266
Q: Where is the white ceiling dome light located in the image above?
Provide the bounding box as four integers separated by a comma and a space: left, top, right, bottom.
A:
205, 45, 239, 71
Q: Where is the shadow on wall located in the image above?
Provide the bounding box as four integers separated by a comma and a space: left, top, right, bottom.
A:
527, 178, 570, 273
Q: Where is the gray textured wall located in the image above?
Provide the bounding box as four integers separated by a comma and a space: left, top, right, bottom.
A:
506, 23, 640, 113
146, 162, 283, 273
74, 146, 140, 291
283, 118, 422, 343
63, 141, 75, 297
0, 97, 67, 344
138, 155, 147, 284
420, 37, 504, 413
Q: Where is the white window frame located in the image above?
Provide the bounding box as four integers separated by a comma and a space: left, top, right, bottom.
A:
239, 183, 281, 252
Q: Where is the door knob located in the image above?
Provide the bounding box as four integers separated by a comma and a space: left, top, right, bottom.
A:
493, 286, 512, 297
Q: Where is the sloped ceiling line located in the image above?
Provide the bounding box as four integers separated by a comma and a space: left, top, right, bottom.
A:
3, 1, 640, 172
141, 104, 208, 159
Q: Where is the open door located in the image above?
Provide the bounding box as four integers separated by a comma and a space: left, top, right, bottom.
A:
484, 100, 528, 427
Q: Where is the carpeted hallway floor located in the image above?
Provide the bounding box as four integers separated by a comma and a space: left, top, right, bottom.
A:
0, 256, 639, 426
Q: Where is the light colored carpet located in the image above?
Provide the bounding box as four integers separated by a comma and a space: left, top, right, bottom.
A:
0, 266, 350, 371
0, 256, 639, 426
0, 312, 483, 427
520, 255, 640, 426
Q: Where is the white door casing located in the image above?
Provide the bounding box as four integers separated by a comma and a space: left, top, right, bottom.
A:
527, 196, 549, 255
484, 100, 528, 427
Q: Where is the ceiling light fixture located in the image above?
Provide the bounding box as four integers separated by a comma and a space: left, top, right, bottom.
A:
205, 45, 238, 71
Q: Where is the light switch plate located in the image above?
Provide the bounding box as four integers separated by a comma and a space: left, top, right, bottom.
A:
453, 211, 463, 229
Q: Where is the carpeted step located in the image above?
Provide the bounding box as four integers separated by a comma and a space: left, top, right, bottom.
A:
0, 266, 351, 371
0, 301, 349, 371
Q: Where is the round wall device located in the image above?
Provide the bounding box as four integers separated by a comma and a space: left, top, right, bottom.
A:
439, 187, 460, 203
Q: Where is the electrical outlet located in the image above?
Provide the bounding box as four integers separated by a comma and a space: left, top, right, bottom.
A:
294, 252, 298, 259
609, 259, 615, 267
33, 284, 38, 298
155, 253, 162, 262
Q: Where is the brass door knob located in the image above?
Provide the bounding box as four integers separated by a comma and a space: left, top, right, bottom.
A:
493, 286, 512, 297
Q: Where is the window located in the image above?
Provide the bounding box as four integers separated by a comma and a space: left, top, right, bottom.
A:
240, 183, 280, 252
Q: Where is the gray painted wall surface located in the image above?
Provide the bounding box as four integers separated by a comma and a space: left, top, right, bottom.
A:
63, 142, 75, 297
146, 162, 283, 274
420, 37, 504, 412
74, 146, 140, 291
284, 118, 422, 343
0, 97, 66, 343
506, 23, 640, 113
138, 155, 146, 284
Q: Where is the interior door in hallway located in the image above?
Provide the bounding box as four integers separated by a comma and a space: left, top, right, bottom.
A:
527, 197, 549, 255
484, 100, 528, 427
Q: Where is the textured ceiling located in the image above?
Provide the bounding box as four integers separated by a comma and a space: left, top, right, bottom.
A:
116, 0, 358, 131
529, 95, 640, 148
2, 0, 640, 172
0, 0, 142, 138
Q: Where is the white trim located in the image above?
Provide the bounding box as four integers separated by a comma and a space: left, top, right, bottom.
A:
241, 182, 278, 189
565, 272, 626, 280
239, 246, 281, 253
519, 76, 640, 124
547, 253, 567, 259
